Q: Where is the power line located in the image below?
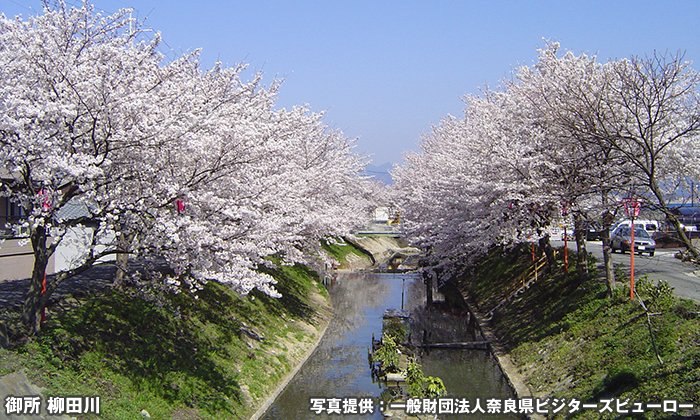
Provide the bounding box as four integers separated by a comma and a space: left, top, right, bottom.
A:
6, 0, 38, 14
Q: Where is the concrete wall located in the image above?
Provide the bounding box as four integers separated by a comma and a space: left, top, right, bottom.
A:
1, 227, 115, 282
54, 226, 115, 272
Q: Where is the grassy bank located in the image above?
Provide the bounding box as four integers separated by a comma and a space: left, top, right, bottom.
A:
0, 260, 331, 420
455, 245, 700, 419
320, 237, 373, 269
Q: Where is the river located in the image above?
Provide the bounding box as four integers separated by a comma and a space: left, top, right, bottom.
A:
260, 271, 520, 419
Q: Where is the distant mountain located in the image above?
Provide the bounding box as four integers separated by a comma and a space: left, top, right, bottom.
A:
363, 162, 394, 185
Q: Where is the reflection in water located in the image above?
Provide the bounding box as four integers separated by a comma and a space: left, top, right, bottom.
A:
261, 272, 519, 420
421, 349, 518, 414
326, 272, 394, 337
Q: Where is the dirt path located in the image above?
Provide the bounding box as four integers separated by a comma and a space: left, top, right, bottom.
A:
0, 258, 170, 317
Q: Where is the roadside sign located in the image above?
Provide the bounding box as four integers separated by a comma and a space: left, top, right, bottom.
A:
623, 198, 642, 218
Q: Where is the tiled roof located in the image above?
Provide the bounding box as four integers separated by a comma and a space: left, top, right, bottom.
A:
54, 200, 92, 221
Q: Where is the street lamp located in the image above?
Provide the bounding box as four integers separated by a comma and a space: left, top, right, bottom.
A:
623, 198, 642, 300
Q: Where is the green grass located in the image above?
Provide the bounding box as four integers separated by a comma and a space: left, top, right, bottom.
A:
0, 260, 329, 420
455, 244, 700, 419
320, 237, 372, 268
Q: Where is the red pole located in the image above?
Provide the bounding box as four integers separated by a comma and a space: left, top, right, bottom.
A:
564, 227, 569, 273
630, 219, 635, 300
41, 272, 47, 322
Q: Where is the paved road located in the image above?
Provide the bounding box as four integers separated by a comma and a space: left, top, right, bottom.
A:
552, 240, 700, 302
0, 258, 168, 318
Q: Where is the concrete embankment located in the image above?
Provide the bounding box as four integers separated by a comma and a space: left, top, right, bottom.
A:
351, 237, 537, 415
248, 287, 332, 420
426, 269, 542, 419
349, 235, 416, 269
0, 370, 74, 420
461, 295, 544, 420
250, 236, 404, 419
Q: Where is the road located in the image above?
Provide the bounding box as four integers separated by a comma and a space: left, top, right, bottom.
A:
552, 240, 700, 302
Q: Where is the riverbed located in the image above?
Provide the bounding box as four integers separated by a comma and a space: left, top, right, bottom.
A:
260, 271, 520, 419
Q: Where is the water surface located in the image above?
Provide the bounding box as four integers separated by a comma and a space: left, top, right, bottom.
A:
261, 272, 519, 419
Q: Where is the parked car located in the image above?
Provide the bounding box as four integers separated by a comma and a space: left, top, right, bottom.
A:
612, 219, 661, 233
610, 226, 656, 256
585, 221, 603, 241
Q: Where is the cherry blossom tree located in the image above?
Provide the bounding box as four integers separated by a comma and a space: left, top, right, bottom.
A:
393, 88, 559, 275
510, 42, 630, 287
155, 104, 373, 297
517, 43, 700, 265
597, 51, 700, 258
0, 3, 181, 334
394, 42, 700, 294
0, 3, 373, 335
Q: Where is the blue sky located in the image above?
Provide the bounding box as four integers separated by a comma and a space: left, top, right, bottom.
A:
3, 1, 700, 166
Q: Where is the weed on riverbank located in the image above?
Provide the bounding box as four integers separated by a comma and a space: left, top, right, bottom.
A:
0, 262, 329, 420
321, 237, 373, 268
457, 245, 700, 419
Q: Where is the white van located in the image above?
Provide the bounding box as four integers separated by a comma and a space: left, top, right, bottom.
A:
613, 219, 660, 233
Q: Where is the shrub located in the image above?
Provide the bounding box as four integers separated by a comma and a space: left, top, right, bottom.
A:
374, 334, 400, 373
383, 318, 408, 343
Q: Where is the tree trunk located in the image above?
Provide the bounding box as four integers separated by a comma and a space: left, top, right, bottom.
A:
114, 252, 128, 285
538, 234, 556, 271
665, 212, 698, 259
22, 225, 51, 336
649, 179, 700, 259
599, 211, 615, 297
574, 213, 589, 283
113, 230, 135, 289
